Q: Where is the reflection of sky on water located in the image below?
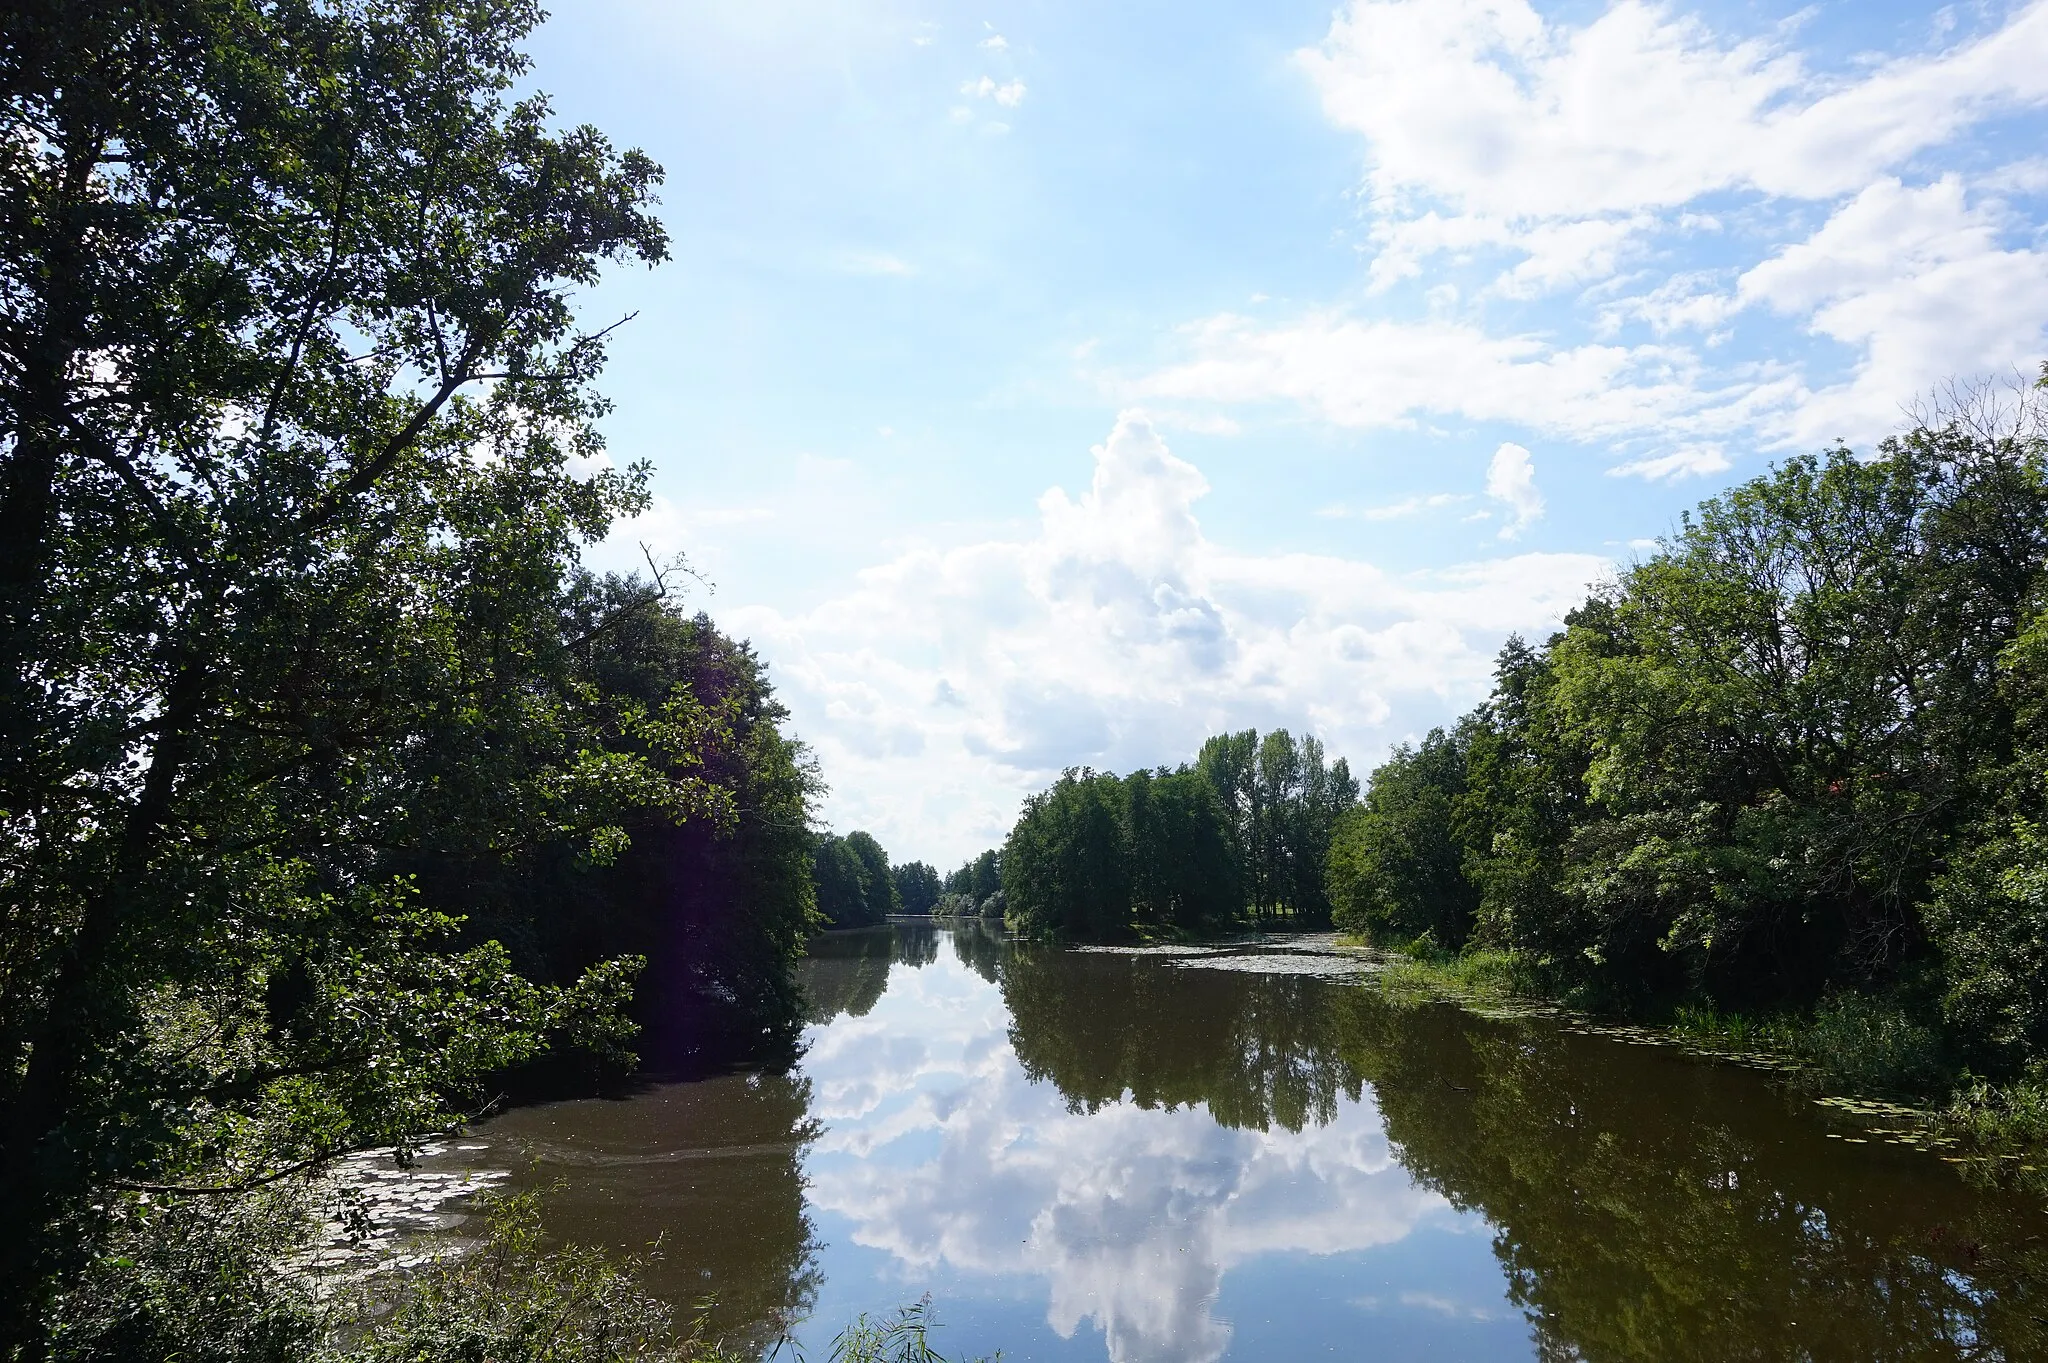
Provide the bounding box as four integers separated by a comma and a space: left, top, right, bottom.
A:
792, 946, 1531, 1363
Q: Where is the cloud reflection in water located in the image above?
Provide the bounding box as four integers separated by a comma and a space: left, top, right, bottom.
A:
797, 944, 1458, 1363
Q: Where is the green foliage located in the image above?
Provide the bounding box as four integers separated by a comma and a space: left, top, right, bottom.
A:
1326, 727, 1479, 946
46, 1189, 324, 1363
1001, 769, 1131, 939
1799, 992, 1948, 1098
1328, 388, 2048, 1115
892, 862, 942, 916
0, 0, 818, 1340
1373, 947, 1539, 1006
1925, 808, 2048, 1075
1000, 731, 1357, 941
1124, 767, 1241, 932
813, 832, 899, 929
1667, 1004, 1803, 1055
943, 851, 1002, 905
1196, 730, 1358, 922
843, 834, 901, 918
486, 598, 821, 1071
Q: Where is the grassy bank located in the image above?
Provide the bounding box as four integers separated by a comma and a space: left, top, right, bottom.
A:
1345, 934, 2048, 1185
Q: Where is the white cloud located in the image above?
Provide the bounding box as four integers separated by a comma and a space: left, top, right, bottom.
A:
1733, 176, 2048, 443
1126, 1, 2048, 466
961, 75, 1027, 106
1321, 493, 1468, 521
979, 33, 1008, 50
1301, 0, 2048, 224
1135, 311, 1755, 442
1367, 211, 1649, 297
732, 414, 1605, 862
1606, 444, 1730, 481
1484, 442, 1542, 539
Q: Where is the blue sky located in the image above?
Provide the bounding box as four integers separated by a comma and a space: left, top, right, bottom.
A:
533, 0, 2048, 865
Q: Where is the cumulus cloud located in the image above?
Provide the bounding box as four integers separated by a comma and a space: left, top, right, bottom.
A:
1301, 0, 2048, 266
1484, 442, 1542, 539
1128, 1, 2048, 474
730, 414, 1605, 862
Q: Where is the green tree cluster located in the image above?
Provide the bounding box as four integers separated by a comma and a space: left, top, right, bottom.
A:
469, 595, 820, 1072
937, 849, 1004, 919
891, 860, 942, 916
1328, 395, 2048, 1092
811, 830, 901, 928
0, 0, 817, 1346
999, 730, 1358, 939
1197, 729, 1360, 920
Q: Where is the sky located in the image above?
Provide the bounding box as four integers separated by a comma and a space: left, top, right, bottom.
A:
530, 0, 2048, 867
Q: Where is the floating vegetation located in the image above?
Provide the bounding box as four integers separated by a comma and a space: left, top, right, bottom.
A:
294, 1143, 510, 1280
1170, 952, 1382, 977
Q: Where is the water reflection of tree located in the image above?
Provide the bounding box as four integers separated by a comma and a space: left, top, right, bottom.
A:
949, 918, 1004, 984
800, 928, 894, 1022
1331, 992, 2048, 1363
999, 948, 1361, 1133
993, 947, 2048, 1360
892, 917, 940, 968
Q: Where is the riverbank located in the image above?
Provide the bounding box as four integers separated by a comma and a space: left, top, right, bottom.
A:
1326, 933, 2048, 1192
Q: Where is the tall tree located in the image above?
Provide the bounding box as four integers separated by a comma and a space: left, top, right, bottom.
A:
812, 836, 875, 929
1002, 770, 1130, 939
842, 831, 900, 919
1327, 727, 1478, 947
893, 860, 942, 916
0, 0, 675, 1327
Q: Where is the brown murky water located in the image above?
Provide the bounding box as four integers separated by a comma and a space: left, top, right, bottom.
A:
423, 921, 2048, 1362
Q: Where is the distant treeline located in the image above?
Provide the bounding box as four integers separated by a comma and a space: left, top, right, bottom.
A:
1327, 397, 2048, 1091
938, 849, 1006, 920
994, 729, 1360, 939
810, 830, 945, 927
808, 835, 999, 926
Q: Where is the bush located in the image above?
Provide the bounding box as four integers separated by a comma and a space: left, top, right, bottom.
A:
1797, 993, 1948, 1099
334, 1189, 698, 1363
42, 1181, 994, 1363
46, 1190, 324, 1363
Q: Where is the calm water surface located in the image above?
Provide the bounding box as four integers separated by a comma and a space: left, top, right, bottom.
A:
433, 922, 2048, 1362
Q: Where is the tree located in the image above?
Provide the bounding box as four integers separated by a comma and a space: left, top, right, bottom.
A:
892, 861, 942, 916
1328, 727, 1478, 947
843, 831, 900, 918
520, 597, 820, 1070
1127, 767, 1241, 931
1335, 391, 2048, 1054
812, 836, 875, 929
1197, 731, 1260, 895
0, 0, 677, 1328
1002, 770, 1131, 939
